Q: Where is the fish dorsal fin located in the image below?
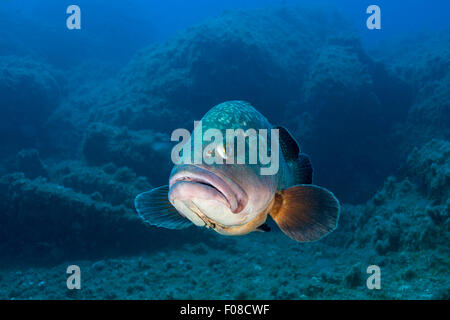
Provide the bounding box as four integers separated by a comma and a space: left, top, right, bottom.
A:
276, 126, 313, 184
269, 185, 340, 242
135, 185, 192, 230
275, 126, 300, 162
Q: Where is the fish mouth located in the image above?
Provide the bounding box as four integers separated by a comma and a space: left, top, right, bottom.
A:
169, 165, 248, 213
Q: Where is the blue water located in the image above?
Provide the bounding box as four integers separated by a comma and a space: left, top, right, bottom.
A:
2, 0, 450, 64
0, 0, 448, 299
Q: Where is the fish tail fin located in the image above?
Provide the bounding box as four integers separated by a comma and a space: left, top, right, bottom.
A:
269, 185, 340, 242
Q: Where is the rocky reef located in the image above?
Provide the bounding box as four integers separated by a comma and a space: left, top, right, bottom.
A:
379, 32, 450, 150
0, 57, 61, 156
0, 139, 448, 299
0, 162, 205, 266
86, 7, 351, 130
82, 123, 172, 184
350, 143, 449, 255
287, 37, 412, 202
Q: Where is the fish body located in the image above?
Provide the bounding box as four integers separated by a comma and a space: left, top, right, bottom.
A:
135, 101, 340, 242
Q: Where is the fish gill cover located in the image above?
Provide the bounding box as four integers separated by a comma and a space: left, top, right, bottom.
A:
0, 1, 448, 300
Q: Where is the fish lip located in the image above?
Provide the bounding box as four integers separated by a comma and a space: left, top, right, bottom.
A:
169, 165, 248, 213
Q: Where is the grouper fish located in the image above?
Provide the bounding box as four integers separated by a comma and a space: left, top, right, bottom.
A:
135, 101, 340, 242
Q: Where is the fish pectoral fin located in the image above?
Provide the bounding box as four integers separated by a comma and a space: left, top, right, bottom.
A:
135, 185, 192, 230
269, 185, 340, 242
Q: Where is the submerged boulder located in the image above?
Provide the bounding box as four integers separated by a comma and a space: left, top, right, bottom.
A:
406, 139, 450, 203
82, 123, 172, 185
49, 161, 152, 208
287, 37, 412, 203
381, 32, 450, 147
5, 149, 48, 179
0, 171, 201, 265
333, 139, 450, 254
0, 57, 61, 155
87, 6, 352, 131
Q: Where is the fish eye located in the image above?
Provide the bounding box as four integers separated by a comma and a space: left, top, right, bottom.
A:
216, 144, 227, 159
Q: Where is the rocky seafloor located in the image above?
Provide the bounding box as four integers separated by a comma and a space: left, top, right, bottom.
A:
0, 6, 448, 299
0, 139, 448, 300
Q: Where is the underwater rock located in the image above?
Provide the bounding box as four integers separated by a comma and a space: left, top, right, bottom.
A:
92, 260, 106, 271
382, 33, 450, 147
288, 37, 411, 203
42, 61, 121, 159
0, 172, 127, 262
6, 149, 47, 179
87, 6, 352, 131
406, 73, 450, 145
42, 7, 354, 165
348, 140, 450, 252
82, 123, 172, 185
426, 201, 450, 226
343, 263, 363, 288
0, 56, 61, 155
406, 139, 450, 203
49, 160, 151, 208
0, 172, 199, 264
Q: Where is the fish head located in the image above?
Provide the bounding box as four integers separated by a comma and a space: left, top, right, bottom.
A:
168, 101, 279, 232
168, 163, 276, 229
